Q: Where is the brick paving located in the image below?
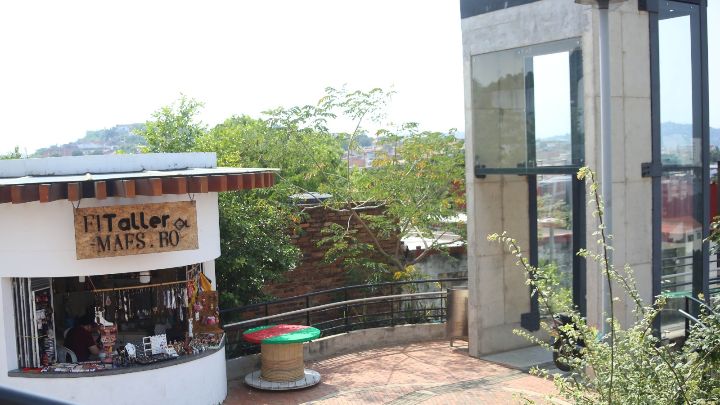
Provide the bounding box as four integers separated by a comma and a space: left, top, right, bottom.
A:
224, 341, 563, 405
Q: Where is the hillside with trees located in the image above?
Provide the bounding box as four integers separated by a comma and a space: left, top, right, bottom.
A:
31, 123, 146, 157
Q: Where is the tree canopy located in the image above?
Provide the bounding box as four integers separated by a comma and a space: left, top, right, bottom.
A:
135, 87, 466, 303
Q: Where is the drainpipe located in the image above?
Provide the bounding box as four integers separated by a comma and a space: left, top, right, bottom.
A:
576, 0, 624, 336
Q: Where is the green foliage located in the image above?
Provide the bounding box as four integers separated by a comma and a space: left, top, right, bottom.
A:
276, 88, 467, 282
488, 167, 720, 405
136, 97, 302, 306
215, 192, 300, 308
1, 146, 21, 160
196, 113, 343, 193
136, 95, 205, 153
137, 87, 466, 302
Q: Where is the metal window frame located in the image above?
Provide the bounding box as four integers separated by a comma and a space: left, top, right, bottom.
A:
645, 0, 710, 332
460, 0, 540, 19
470, 39, 587, 329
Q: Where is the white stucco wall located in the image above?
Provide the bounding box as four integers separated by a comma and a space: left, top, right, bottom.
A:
0, 192, 220, 278
1, 345, 228, 405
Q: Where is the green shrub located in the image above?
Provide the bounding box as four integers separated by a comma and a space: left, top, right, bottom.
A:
488, 167, 720, 404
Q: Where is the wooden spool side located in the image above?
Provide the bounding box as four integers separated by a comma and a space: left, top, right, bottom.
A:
260, 343, 304, 382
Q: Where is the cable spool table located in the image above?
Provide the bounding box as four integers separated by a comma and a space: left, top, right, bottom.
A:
243, 324, 322, 390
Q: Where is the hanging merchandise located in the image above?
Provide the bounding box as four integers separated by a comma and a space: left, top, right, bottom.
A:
191, 291, 222, 334
199, 272, 212, 292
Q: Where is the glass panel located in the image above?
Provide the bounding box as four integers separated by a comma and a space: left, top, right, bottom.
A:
471, 39, 581, 172
472, 48, 527, 169
710, 0, 719, 136
659, 2, 699, 165
534, 52, 572, 167
659, 171, 701, 338
537, 174, 573, 313
710, 0, 720, 297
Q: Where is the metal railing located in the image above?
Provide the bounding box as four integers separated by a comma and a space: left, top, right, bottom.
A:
221, 278, 467, 358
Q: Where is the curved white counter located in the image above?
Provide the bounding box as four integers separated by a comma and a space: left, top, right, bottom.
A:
3, 347, 228, 405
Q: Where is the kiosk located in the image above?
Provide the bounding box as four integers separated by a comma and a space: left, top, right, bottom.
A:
0, 153, 275, 405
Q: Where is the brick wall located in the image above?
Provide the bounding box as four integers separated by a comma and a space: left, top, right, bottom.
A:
261, 205, 399, 309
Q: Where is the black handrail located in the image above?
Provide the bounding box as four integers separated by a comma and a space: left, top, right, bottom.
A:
219, 277, 468, 315
221, 277, 467, 359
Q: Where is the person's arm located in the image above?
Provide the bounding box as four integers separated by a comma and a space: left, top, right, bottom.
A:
81, 330, 101, 357
88, 344, 100, 356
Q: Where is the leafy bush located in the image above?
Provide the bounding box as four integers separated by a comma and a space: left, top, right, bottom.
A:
488, 167, 720, 405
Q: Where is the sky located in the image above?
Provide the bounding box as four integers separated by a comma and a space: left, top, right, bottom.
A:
0, 0, 465, 155
1, 2, 718, 156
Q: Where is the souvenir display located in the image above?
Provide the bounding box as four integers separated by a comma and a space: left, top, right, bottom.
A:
192, 291, 223, 334
27, 267, 224, 375
34, 289, 56, 366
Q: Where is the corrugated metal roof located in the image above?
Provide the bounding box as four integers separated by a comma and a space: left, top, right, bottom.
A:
0, 167, 278, 186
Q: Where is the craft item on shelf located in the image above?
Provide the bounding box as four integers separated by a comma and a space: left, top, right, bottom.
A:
143, 333, 168, 355
199, 272, 212, 292
98, 324, 117, 364
192, 291, 223, 334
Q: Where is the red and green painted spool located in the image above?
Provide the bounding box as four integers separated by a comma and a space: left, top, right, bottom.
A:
243, 324, 321, 345
243, 324, 321, 382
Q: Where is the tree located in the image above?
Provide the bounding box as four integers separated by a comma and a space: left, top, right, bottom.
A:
195, 114, 343, 194
135, 95, 206, 153
266, 87, 466, 283
136, 97, 302, 308
1, 146, 21, 160
137, 88, 467, 303
215, 192, 300, 309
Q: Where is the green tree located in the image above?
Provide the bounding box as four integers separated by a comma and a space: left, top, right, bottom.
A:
216, 192, 300, 310
195, 114, 343, 193
135, 95, 206, 153
136, 97, 301, 308
266, 87, 466, 283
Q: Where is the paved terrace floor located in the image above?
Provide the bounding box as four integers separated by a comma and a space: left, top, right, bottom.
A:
225, 341, 565, 405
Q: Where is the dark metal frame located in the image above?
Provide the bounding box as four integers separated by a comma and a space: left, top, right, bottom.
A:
472, 39, 587, 329
644, 0, 710, 330
460, 0, 539, 19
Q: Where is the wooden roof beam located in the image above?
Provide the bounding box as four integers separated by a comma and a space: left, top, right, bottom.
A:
208, 175, 228, 192
0, 186, 11, 204
11, 184, 39, 204
188, 176, 208, 193
39, 183, 68, 203
162, 177, 188, 195
226, 174, 244, 191
67, 183, 82, 202
264, 172, 275, 187
135, 178, 163, 196
93, 181, 107, 200
253, 172, 265, 188
112, 179, 136, 198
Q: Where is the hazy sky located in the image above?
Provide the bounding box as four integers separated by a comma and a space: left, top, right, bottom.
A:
0, 1, 464, 154
1, 2, 718, 156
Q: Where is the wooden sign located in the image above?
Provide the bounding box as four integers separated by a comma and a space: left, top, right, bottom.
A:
74, 201, 199, 260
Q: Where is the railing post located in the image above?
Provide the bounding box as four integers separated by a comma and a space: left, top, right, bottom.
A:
345, 303, 350, 333
344, 287, 350, 333
390, 297, 395, 327
264, 303, 269, 326
306, 296, 311, 326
